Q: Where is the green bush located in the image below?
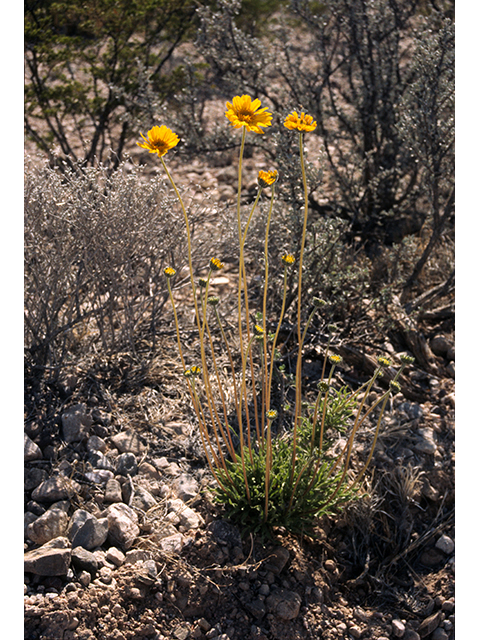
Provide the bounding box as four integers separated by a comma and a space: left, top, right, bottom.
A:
24, 0, 201, 169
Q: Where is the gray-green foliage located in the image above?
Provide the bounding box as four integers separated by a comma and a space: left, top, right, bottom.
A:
24, 0, 200, 169
396, 17, 455, 298
24, 158, 216, 371
176, 0, 454, 246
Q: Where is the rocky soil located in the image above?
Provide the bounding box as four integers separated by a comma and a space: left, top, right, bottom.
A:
24, 323, 455, 640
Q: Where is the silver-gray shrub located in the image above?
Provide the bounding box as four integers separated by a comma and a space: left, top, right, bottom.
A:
24, 158, 216, 374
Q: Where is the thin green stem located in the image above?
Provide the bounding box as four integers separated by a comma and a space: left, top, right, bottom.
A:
261, 185, 276, 438
326, 368, 382, 481
160, 157, 200, 333
203, 301, 237, 462
236, 127, 247, 383
166, 279, 214, 470
264, 415, 274, 523
291, 131, 310, 483
235, 127, 260, 452
348, 391, 391, 491
213, 306, 242, 460
266, 266, 289, 409
311, 363, 337, 454
300, 307, 318, 346
161, 157, 226, 478
189, 377, 230, 490
237, 333, 258, 503
349, 365, 407, 490
320, 335, 334, 381
166, 278, 187, 371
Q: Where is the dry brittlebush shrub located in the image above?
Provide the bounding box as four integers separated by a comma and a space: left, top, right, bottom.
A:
24, 157, 219, 375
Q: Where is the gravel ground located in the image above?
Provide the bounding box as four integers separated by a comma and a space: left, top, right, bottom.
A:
23, 328, 455, 640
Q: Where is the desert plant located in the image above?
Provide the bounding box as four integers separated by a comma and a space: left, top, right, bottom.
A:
177, 0, 454, 265
24, 157, 216, 375
24, 0, 201, 170
137, 96, 415, 537
24, 0, 290, 171
396, 18, 455, 301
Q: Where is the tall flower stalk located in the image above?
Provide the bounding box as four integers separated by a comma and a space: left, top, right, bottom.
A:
226, 96, 273, 477
137, 104, 413, 538
283, 111, 318, 484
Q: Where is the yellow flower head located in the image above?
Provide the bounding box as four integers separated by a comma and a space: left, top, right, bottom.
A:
389, 380, 402, 394
283, 111, 317, 133
209, 257, 224, 272
225, 95, 273, 134
329, 354, 343, 366
266, 409, 278, 421
254, 324, 265, 336
164, 266, 176, 278
184, 365, 201, 378
281, 253, 295, 267
258, 169, 278, 188
137, 125, 180, 157
377, 356, 392, 368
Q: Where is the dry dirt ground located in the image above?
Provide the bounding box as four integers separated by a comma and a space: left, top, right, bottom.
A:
24, 238, 455, 640
23, 350, 455, 640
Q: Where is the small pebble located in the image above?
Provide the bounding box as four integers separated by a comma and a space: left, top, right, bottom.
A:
392, 619, 406, 637
106, 547, 126, 567
431, 628, 448, 640
324, 559, 336, 572
442, 599, 455, 613
435, 535, 454, 554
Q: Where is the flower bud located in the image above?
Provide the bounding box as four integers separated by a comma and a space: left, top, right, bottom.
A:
209, 257, 224, 272
164, 267, 176, 278
377, 356, 391, 368
281, 253, 295, 267
389, 380, 402, 394
257, 169, 278, 188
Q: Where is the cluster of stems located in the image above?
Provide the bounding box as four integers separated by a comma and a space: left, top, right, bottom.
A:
155, 118, 412, 529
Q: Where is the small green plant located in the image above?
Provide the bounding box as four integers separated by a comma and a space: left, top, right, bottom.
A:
137, 97, 415, 538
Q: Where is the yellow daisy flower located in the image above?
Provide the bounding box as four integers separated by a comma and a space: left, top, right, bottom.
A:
225, 95, 273, 134
137, 125, 180, 157
254, 324, 265, 336
283, 111, 317, 133
257, 169, 278, 188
